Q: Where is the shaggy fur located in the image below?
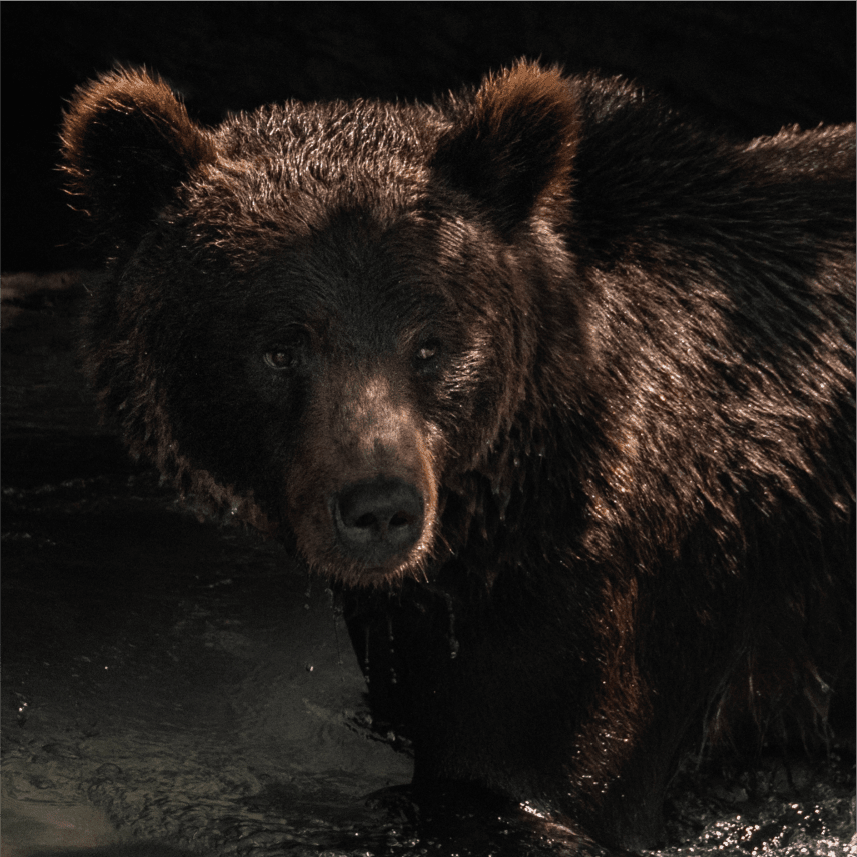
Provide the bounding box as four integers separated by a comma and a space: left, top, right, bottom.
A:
62, 62, 855, 849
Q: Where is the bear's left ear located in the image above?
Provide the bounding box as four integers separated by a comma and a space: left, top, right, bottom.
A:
432, 61, 579, 236
61, 67, 217, 248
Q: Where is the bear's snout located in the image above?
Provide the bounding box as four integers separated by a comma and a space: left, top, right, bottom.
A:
332, 477, 424, 567
284, 363, 440, 583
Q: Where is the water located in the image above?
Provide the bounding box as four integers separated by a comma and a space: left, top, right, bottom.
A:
3, 475, 853, 857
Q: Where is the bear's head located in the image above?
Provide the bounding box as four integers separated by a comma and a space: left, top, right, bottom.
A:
62, 62, 585, 587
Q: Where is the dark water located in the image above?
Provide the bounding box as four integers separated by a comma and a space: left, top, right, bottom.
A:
2, 273, 854, 855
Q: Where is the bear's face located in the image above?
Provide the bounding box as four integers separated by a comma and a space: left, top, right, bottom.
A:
172, 214, 532, 585
62, 64, 580, 586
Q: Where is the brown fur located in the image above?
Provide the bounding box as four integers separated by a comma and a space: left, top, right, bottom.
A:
61, 61, 855, 850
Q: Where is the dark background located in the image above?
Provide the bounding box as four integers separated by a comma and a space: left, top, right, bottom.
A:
1, 1, 855, 274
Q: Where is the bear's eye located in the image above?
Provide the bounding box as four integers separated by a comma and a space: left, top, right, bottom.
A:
414, 338, 442, 371
264, 329, 309, 371
264, 350, 297, 370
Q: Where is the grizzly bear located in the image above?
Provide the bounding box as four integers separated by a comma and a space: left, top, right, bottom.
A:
61, 62, 855, 850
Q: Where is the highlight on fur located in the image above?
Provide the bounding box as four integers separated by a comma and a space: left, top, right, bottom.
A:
61, 60, 855, 850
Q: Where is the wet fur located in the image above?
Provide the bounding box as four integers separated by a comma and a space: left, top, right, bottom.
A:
62, 62, 855, 849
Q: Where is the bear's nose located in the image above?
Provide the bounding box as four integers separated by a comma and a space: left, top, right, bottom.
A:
332, 477, 424, 567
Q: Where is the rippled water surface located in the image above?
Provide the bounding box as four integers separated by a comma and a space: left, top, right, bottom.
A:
3, 477, 854, 857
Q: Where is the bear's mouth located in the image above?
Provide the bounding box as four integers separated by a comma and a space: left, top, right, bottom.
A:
310, 549, 433, 589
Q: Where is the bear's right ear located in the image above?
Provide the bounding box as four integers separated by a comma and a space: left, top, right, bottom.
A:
61, 68, 217, 246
